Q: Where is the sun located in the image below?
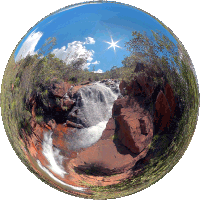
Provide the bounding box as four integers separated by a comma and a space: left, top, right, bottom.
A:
104, 36, 122, 52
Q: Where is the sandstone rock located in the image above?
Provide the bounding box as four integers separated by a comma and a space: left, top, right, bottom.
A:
68, 85, 83, 98
47, 119, 57, 129
126, 80, 141, 96
101, 118, 116, 140
66, 120, 84, 129
51, 82, 72, 98
116, 107, 153, 154
62, 99, 75, 110
113, 97, 153, 154
80, 81, 90, 85
154, 90, 171, 132
165, 83, 176, 118
135, 74, 154, 98
112, 96, 129, 117
119, 80, 127, 94
72, 139, 149, 176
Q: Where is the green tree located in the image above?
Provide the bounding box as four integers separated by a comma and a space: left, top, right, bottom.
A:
38, 37, 57, 57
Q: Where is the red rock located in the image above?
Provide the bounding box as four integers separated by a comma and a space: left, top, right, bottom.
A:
31, 101, 36, 118
51, 82, 72, 97
47, 119, 57, 129
154, 90, 171, 131
126, 79, 142, 96
72, 139, 149, 176
136, 74, 154, 98
101, 118, 116, 140
66, 120, 84, 129
112, 96, 129, 117
119, 80, 127, 94
165, 83, 176, 118
116, 107, 153, 154
69, 85, 84, 98
62, 99, 75, 110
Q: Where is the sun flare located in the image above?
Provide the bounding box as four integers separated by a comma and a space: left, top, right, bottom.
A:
104, 36, 122, 52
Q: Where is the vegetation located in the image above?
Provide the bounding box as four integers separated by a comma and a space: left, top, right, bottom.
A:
1, 28, 198, 199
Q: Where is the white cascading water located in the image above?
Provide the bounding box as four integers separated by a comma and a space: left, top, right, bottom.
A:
37, 80, 119, 191
68, 81, 120, 150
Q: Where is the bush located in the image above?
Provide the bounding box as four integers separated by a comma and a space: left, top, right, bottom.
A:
35, 115, 44, 124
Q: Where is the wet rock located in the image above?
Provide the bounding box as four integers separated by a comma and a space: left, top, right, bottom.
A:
66, 120, 84, 129
62, 98, 75, 110
80, 81, 90, 85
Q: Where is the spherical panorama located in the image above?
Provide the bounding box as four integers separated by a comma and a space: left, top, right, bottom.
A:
1, 1, 199, 199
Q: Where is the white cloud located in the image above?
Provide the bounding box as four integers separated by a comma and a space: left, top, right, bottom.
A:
15, 30, 43, 62
52, 37, 99, 70
93, 69, 103, 73
84, 37, 95, 44
92, 60, 100, 65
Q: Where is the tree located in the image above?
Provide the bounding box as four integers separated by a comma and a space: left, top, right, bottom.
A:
38, 37, 57, 57
123, 30, 180, 70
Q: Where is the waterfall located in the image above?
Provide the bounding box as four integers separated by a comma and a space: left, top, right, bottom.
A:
42, 130, 67, 178
67, 81, 120, 150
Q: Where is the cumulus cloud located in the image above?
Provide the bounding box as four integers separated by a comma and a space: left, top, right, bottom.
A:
92, 60, 100, 65
84, 37, 95, 44
15, 30, 43, 62
52, 37, 99, 70
93, 69, 103, 73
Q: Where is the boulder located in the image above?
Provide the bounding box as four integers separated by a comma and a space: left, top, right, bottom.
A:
154, 90, 171, 132
80, 81, 90, 85
62, 99, 75, 110
51, 82, 72, 98
101, 118, 116, 140
135, 74, 154, 98
66, 120, 84, 129
126, 79, 142, 96
164, 83, 176, 118
113, 97, 153, 154
116, 107, 153, 154
68, 85, 84, 98
119, 80, 127, 94
47, 119, 57, 129
112, 97, 129, 117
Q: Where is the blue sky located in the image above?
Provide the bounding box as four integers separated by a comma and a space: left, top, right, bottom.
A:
15, 2, 177, 73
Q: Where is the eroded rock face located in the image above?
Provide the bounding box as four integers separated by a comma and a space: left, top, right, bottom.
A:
113, 97, 153, 154
154, 90, 171, 132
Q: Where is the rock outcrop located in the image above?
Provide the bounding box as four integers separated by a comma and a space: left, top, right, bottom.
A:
113, 97, 153, 154
154, 90, 171, 132
50, 81, 72, 98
